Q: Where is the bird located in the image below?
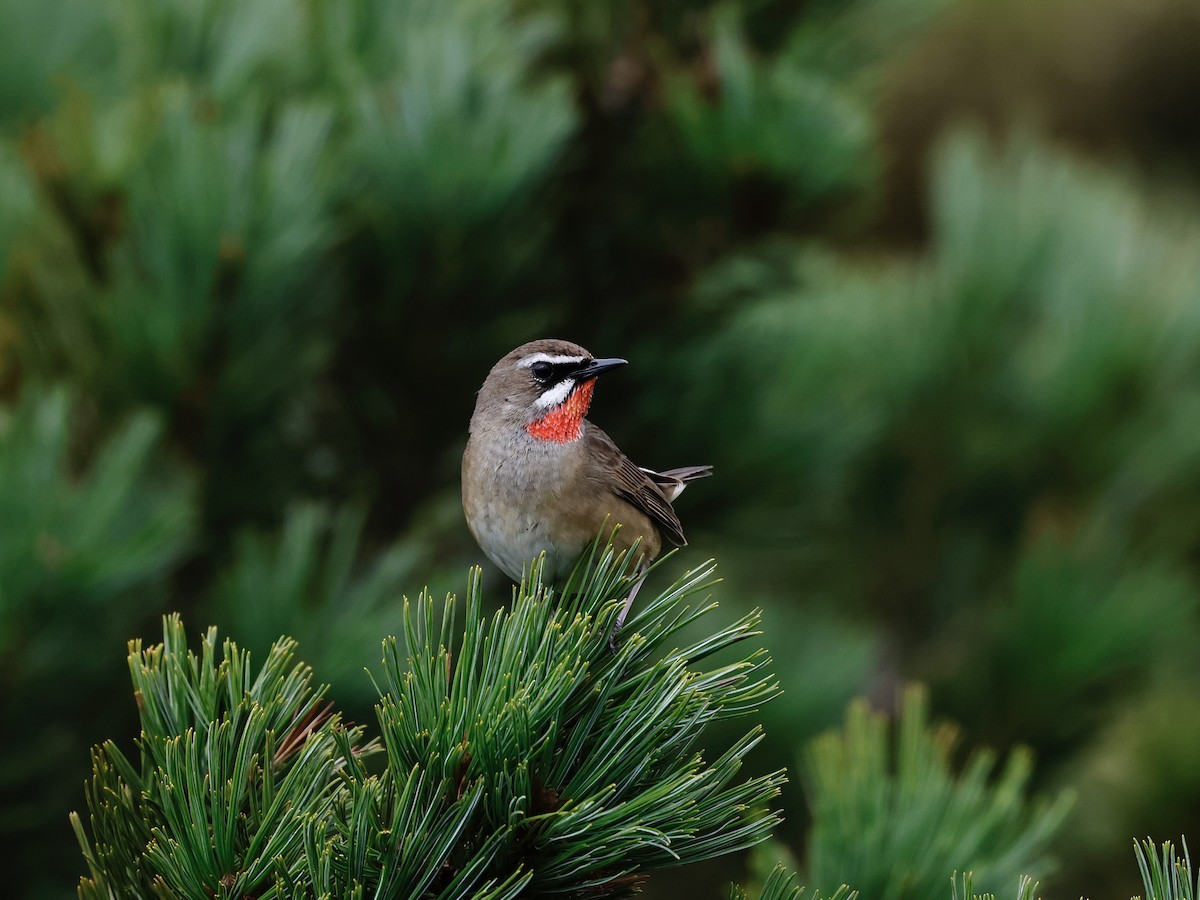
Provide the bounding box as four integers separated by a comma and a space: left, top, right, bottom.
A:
462, 338, 711, 637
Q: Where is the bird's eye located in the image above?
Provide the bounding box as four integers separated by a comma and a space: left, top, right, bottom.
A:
530, 361, 553, 380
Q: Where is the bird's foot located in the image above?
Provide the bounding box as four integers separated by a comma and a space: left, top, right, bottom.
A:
607, 566, 648, 653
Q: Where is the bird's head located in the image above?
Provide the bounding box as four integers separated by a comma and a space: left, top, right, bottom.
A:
474, 339, 627, 443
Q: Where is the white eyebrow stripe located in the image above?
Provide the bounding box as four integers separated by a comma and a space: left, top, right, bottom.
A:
534, 379, 576, 409
518, 353, 586, 368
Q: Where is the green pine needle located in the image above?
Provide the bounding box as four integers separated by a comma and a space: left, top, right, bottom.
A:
730, 864, 857, 900
72, 541, 785, 897
1135, 838, 1197, 900
804, 685, 1072, 899
951, 871, 1040, 900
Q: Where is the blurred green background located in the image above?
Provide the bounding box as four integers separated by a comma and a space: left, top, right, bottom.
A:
2, 0, 1200, 896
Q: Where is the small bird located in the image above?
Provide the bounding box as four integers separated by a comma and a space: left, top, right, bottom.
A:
462, 339, 710, 633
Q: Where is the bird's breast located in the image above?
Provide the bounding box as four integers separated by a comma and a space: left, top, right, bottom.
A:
462, 430, 590, 582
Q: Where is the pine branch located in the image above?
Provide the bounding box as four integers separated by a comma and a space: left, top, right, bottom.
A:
730, 865, 857, 900
803, 684, 1073, 899
951, 871, 1039, 900
1135, 838, 1197, 900
71, 615, 372, 899
72, 542, 786, 897
666, 5, 874, 199
0, 385, 192, 870
732, 837, 1200, 900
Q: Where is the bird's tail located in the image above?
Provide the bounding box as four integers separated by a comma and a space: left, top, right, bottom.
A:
640, 464, 713, 501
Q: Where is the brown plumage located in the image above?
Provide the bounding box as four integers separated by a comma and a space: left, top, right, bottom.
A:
462, 339, 711, 586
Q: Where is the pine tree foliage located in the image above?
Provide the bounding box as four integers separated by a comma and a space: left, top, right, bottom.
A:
0, 0, 107, 123
803, 685, 1072, 899
1135, 838, 1197, 900
951, 872, 1039, 900
0, 386, 192, 864
735, 837, 1200, 900
0, 386, 192, 617
0, 142, 37, 289
71, 614, 370, 899
666, 5, 874, 201
688, 132, 1200, 537
730, 866, 856, 900
944, 837, 1198, 900
207, 502, 435, 703
3, 0, 579, 535
4, 0, 1200, 892
344, 0, 575, 236
681, 131, 1200, 752
17, 86, 338, 426
71, 544, 785, 897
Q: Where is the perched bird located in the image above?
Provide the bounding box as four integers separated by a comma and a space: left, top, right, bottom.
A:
462, 338, 710, 633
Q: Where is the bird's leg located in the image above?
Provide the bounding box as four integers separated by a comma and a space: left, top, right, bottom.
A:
608, 563, 649, 653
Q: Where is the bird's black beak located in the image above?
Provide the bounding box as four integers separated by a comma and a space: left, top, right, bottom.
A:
573, 357, 628, 381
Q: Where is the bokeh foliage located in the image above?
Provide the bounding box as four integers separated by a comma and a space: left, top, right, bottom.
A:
2, 0, 1200, 895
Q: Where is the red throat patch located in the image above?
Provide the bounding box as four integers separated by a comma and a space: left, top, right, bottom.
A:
526, 379, 596, 443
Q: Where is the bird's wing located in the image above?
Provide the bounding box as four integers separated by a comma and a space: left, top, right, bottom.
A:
585, 425, 688, 547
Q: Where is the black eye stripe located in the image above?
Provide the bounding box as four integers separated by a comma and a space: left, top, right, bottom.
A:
530, 361, 585, 384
